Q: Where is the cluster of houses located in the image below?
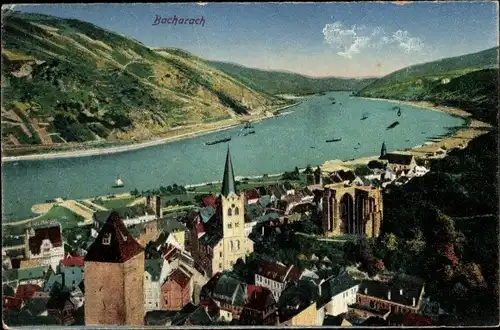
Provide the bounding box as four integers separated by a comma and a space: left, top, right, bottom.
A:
143, 256, 441, 326
2, 148, 437, 326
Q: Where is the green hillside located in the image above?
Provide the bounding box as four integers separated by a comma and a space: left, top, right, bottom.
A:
208, 61, 377, 96
357, 47, 498, 97
356, 47, 498, 124
1, 11, 284, 146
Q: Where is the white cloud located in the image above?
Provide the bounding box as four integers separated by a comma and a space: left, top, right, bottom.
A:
322, 22, 371, 59
322, 22, 425, 58
392, 30, 424, 53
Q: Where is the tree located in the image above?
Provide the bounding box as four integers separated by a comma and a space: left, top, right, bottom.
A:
304, 165, 313, 175
306, 174, 315, 184
130, 188, 139, 196
383, 233, 399, 252
354, 165, 372, 176
368, 160, 385, 169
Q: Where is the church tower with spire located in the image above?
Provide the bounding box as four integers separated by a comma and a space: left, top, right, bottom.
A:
219, 147, 254, 270
380, 141, 387, 158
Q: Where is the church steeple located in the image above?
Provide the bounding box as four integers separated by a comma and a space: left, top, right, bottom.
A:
221, 147, 236, 197
380, 141, 387, 158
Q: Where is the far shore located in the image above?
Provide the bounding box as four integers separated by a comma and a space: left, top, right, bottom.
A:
322, 96, 493, 172
1, 101, 302, 163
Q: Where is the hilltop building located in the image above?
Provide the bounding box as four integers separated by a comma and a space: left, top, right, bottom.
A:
322, 183, 383, 238
84, 212, 145, 325
190, 148, 254, 277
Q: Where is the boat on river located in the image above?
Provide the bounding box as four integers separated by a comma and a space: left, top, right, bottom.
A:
386, 121, 400, 130
241, 130, 255, 137
205, 137, 232, 145
326, 138, 342, 143
113, 177, 124, 188
361, 112, 369, 120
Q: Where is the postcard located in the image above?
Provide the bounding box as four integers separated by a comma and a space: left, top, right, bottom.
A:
1, 2, 498, 328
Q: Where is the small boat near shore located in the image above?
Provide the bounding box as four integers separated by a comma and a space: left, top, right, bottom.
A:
205, 137, 232, 145
386, 121, 400, 130
326, 138, 342, 143
241, 130, 255, 137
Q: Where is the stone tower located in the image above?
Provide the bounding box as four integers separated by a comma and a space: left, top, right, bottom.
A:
219, 147, 253, 269
380, 141, 387, 158
84, 212, 145, 325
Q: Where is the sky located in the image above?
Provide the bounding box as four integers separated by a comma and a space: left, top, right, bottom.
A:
9, 2, 499, 78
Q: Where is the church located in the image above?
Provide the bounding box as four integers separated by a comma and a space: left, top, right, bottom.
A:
189, 148, 254, 278
322, 183, 383, 238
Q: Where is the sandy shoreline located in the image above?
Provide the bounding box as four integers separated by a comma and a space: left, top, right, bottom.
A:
1, 101, 301, 162
320, 97, 493, 171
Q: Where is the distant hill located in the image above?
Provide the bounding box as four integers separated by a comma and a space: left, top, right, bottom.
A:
208, 61, 378, 96
356, 47, 498, 100
1, 11, 284, 146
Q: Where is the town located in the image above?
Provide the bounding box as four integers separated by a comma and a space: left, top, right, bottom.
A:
3, 145, 450, 327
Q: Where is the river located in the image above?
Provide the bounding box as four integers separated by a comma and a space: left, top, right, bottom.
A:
1, 92, 465, 221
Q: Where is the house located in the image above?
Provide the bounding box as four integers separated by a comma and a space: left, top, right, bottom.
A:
409, 165, 429, 178
2, 269, 19, 288
3, 296, 24, 311
356, 274, 425, 316
239, 285, 278, 325
156, 217, 188, 250
317, 271, 360, 317
15, 283, 42, 301
244, 189, 260, 205
347, 303, 391, 322
18, 265, 51, 287
161, 268, 192, 311
144, 257, 171, 311
323, 313, 353, 326
47, 290, 76, 325
68, 286, 84, 310
326, 170, 357, 185
20, 297, 49, 316
144, 310, 178, 326
200, 273, 247, 322
92, 205, 157, 231
43, 273, 63, 293
59, 265, 84, 291
254, 259, 303, 302
59, 253, 84, 268
278, 280, 319, 326
379, 153, 417, 172
24, 223, 65, 269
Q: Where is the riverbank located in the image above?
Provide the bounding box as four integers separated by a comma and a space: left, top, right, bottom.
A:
1, 101, 302, 162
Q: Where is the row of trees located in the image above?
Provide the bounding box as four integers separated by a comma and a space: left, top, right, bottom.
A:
130, 183, 187, 197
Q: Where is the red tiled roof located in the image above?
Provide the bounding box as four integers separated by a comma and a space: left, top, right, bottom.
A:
202, 195, 218, 207
84, 212, 144, 263
61, 254, 85, 267
28, 225, 62, 255
285, 266, 303, 282
167, 268, 191, 288
256, 260, 291, 283
3, 296, 23, 310
245, 189, 260, 200
15, 284, 41, 300
245, 285, 274, 311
